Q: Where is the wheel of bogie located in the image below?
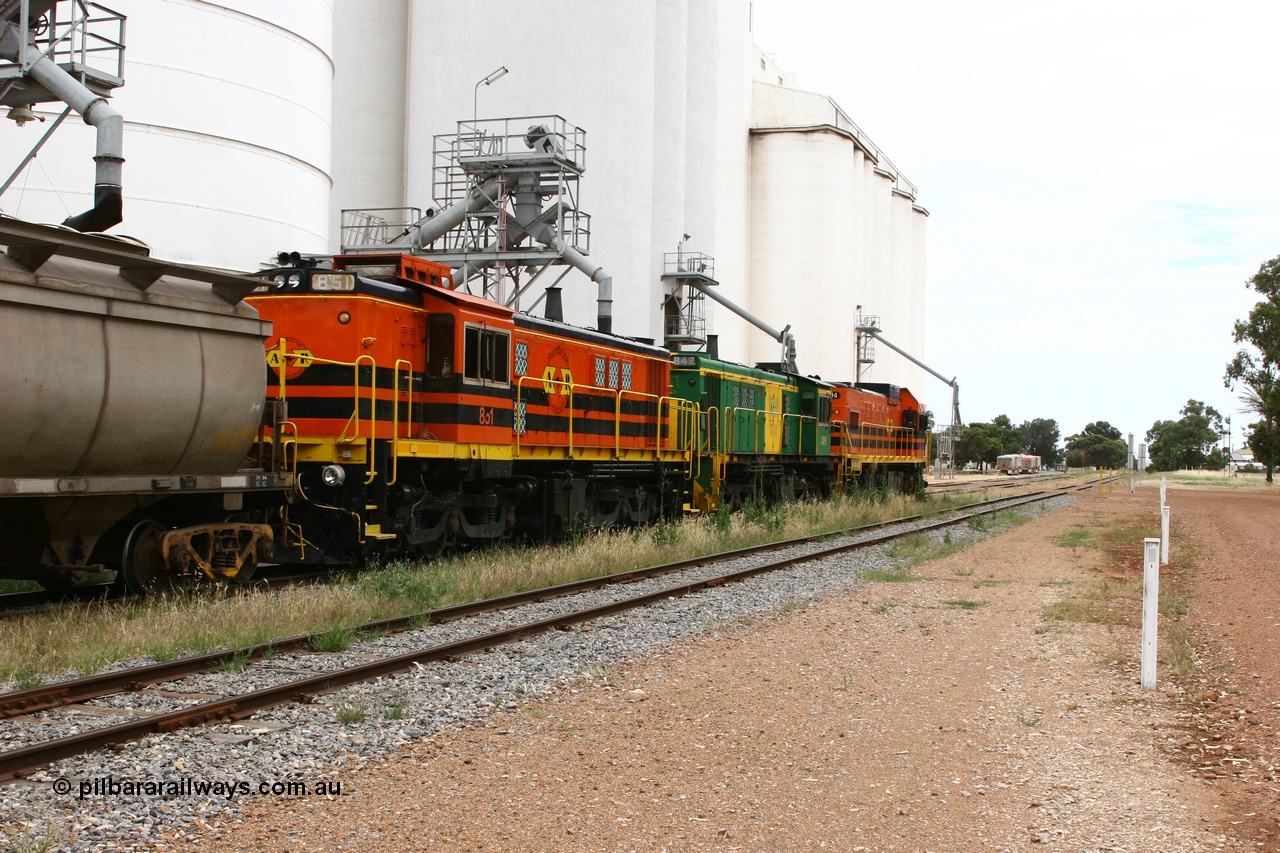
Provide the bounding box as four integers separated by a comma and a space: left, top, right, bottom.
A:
120, 521, 172, 595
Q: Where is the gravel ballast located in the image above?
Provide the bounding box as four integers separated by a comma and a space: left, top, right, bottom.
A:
10, 491, 1259, 851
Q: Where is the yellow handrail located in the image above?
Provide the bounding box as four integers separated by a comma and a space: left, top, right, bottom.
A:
387, 358, 412, 485
514, 374, 689, 459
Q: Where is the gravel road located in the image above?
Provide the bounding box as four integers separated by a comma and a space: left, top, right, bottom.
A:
7, 484, 1277, 852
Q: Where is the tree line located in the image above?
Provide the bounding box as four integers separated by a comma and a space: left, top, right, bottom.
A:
1224, 255, 1280, 482
951, 417, 1131, 470
947, 253, 1280, 480
951, 403, 1239, 475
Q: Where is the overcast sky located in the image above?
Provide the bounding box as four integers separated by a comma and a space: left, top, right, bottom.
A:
750, 0, 1279, 449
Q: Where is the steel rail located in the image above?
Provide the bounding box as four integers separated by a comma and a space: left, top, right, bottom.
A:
0, 484, 1085, 720
0, 584, 114, 616
0, 485, 1095, 782
0, 567, 351, 621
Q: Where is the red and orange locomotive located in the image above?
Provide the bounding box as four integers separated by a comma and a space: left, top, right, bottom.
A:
248, 251, 929, 566
248, 252, 690, 563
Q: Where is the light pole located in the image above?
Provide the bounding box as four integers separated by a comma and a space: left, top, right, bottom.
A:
474, 66, 509, 123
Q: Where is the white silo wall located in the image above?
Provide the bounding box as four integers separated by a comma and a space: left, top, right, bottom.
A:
650, 0, 690, 338
862, 169, 895, 380
329, 0, 409, 244
850, 148, 871, 332
908, 205, 929, 406
888, 188, 925, 394
747, 129, 857, 374
395, 0, 719, 339
738, 79, 924, 393
680, 0, 719, 313
910, 204, 928, 365
711, 2, 754, 363
0, 1, 333, 270
0, 1, 923, 385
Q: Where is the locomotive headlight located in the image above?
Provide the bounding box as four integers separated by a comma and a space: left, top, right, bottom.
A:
338, 311, 352, 325
286, 273, 303, 289
321, 464, 346, 487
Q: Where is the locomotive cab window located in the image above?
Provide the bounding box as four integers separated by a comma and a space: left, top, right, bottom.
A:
463, 324, 510, 386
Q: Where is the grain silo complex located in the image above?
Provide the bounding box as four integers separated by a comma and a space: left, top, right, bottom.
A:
0, 0, 925, 393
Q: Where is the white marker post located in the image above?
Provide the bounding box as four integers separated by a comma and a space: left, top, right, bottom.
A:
1160, 476, 1166, 507
1142, 538, 1160, 689
1161, 505, 1170, 566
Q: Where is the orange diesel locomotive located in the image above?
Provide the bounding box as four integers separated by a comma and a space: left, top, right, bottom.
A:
830, 382, 930, 494
249, 253, 691, 564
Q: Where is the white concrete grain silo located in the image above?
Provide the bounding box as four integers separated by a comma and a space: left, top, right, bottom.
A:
326, 0, 720, 338
731, 45, 928, 393
1, 0, 927, 397
0, 0, 333, 270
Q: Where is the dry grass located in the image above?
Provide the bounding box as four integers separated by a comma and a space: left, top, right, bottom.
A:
1143, 468, 1275, 490
0, 487, 1018, 683
1039, 509, 1202, 685
1041, 576, 1137, 630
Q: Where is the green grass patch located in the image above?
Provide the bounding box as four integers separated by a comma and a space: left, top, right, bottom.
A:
1, 822, 63, 853
213, 649, 253, 673
1041, 576, 1134, 628
886, 533, 965, 567
862, 567, 918, 583
308, 627, 376, 653
332, 698, 368, 724
943, 599, 988, 611
1050, 527, 1093, 548
1160, 624, 1199, 677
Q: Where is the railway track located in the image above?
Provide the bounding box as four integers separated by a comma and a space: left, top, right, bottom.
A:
0, 567, 351, 620
926, 472, 1074, 494
0, 477, 1079, 619
0, 482, 1098, 782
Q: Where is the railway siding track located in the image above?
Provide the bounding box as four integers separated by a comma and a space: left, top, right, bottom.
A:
0, 486, 1091, 784
0, 569, 349, 621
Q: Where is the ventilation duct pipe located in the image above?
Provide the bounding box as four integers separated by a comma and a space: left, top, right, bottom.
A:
535, 226, 612, 333
686, 278, 796, 373
505, 175, 613, 333
0, 19, 123, 231
407, 175, 504, 249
